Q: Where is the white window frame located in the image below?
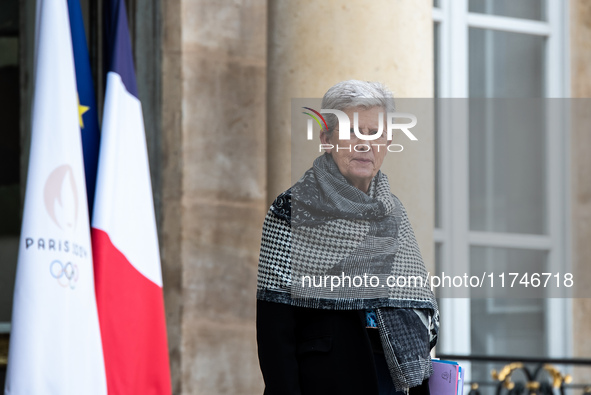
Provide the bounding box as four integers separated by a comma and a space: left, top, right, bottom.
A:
432, 0, 572, 372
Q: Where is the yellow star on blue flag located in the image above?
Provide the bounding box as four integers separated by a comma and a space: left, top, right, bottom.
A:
69, 0, 100, 214
77, 94, 89, 128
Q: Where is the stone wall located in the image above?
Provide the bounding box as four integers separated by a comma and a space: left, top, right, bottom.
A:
570, 0, 591, 384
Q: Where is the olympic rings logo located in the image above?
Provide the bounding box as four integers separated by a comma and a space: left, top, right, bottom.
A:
50, 260, 79, 289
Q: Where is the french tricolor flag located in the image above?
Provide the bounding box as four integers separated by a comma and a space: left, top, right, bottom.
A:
92, 0, 171, 393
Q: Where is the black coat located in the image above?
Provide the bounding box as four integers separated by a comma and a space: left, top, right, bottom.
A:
256, 300, 430, 395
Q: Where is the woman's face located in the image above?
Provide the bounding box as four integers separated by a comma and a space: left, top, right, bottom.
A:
320, 106, 389, 193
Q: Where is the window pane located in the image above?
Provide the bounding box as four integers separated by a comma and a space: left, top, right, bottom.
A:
470, 247, 548, 353
470, 246, 549, 296
469, 0, 546, 21
469, 28, 546, 234
468, 100, 546, 234
470, 246, 548, 394
469, 28, 546, 98
470, 298, 547, 395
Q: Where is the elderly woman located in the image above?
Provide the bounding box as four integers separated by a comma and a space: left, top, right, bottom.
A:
256, 80, 438, 395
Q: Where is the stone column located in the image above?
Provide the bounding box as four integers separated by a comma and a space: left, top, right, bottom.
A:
267, 0, 435, 268
180, 0, 267, 391
161, 0, 267, 393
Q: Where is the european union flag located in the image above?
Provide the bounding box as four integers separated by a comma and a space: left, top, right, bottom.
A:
68, 0, 100, 216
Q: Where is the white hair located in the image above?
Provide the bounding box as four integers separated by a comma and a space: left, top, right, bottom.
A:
321, 80, 395, 136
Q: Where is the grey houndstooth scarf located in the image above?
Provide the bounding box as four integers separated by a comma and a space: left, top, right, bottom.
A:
257, 153, 439, 391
